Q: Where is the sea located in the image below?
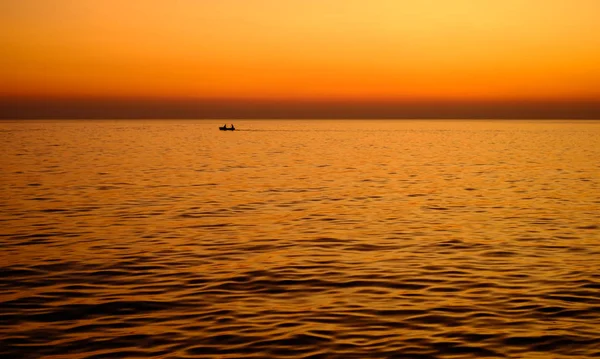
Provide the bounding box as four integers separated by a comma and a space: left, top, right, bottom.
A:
1, 119, 599, 359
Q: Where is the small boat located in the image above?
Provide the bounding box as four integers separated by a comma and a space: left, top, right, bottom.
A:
219, 125, 235, 131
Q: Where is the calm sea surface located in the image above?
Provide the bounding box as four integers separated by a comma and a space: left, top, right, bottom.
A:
1, 119, 600, 359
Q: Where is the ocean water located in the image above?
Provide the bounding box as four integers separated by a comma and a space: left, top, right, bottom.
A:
1, 119, 599, 359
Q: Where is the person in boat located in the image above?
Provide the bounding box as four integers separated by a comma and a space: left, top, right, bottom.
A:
230, 124, 235, 130
223, 124, 228, 129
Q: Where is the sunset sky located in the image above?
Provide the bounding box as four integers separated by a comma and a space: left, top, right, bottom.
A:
1, 0, 599, 118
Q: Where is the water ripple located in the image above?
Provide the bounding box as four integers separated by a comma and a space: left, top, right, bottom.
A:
1, 120, 600, 358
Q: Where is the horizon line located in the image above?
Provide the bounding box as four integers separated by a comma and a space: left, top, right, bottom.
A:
2, 96, 599, 120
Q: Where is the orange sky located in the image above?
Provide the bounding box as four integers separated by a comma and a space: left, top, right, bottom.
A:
1, 0, 600, 106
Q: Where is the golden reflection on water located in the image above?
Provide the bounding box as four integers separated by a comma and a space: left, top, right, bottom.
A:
1, 119, 600, 358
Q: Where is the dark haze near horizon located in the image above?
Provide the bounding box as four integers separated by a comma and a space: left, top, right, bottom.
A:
1, 97, 599, 119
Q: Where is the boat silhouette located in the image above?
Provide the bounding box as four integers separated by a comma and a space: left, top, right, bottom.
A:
219, 125, 235, 131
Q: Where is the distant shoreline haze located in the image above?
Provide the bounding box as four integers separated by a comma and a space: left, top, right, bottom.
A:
1, 97, 600, 119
